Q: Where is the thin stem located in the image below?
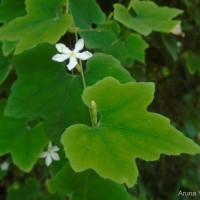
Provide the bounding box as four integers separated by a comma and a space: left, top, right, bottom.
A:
78, 62, 95, 128
65, 0, 68, 13
68, 6, 96, 128
128, 0, 133, 11
107, 12, 113, 21
69, 27, 106, 33
79, 62, 87, 89
73, 31, 95, 127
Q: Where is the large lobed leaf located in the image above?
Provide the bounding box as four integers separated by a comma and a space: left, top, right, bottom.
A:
0, 0, 72, 54
114, 0, 183, 36
61, 77, 200, 187
5, 44, 133, 142
0, 100, 48, 172
47, 163, 133, 200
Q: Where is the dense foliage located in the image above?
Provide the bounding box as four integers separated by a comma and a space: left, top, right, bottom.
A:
0, 0, 200, 199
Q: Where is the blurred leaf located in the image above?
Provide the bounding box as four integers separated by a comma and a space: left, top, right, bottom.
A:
114, 1, 182, 36
183, 51, 200, 75
0, 100, 48, 172
0, 0, 72, 54
5, 44, 133, 142
7, 178, 42, 200
47, 163, 133, 200
195, 11, 200, 26
0, 0, 26, 24
62, 77, 200, 187
184, 118, 199, 139
162, 35, 181, 61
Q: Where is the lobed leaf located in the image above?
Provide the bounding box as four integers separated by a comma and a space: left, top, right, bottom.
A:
114, 0, 183, 36
61, 77, 200, 187
5, 44, 133, 142
0, 0, 72, 54
0, 100, 48, 172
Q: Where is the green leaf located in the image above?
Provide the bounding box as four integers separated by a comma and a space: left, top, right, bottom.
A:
183, 51, 200, 75
7, 178, 42, 200
105, 33, 149, 64
0, 100, 48, 172
69, 0, 105, 28
5, 44, 133, 142
47, 163, 133, 200
61, 77, 200, 187
0, 43, 11, 86
0, 0, 72, 54
0, 0, 26, 24
69, 0, 116, 49
114, 1, 183, 36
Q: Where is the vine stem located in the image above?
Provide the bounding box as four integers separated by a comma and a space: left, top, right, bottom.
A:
74, 31, 95, 128
128, 0, 134, 11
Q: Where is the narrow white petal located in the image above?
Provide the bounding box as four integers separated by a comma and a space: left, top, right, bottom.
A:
52, 54, 70, 62
51, 152, 60, 161
45, 155, 52, 166
74, 39, 84, 53
52, 146, 59, 152
76, 51, 93, 60
67, 56, 78, 70
56, 43, 71, 54
40, 151, 48, 158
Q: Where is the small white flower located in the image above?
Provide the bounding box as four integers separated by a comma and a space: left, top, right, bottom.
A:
40, 142, 60, 166
171, 24, 185, 37
0, 161, 9, 171
52, 38, 93, 71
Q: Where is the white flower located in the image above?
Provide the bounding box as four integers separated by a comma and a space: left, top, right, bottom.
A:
40, 142, 60, 166
0, 161, 9, 171
52, 38, 93, 71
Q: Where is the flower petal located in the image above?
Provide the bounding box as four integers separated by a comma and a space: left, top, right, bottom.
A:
0, 162, 9, 171
45, 155, 52, 166
40, 151, 48, 158
74, 39, 84, 53
56, 43, 71, 54
52, 146, 59, 152
51, 152, 60, 161
67, 56, 78, 70
52, 54, 70, 62
76, 51, 93, 60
